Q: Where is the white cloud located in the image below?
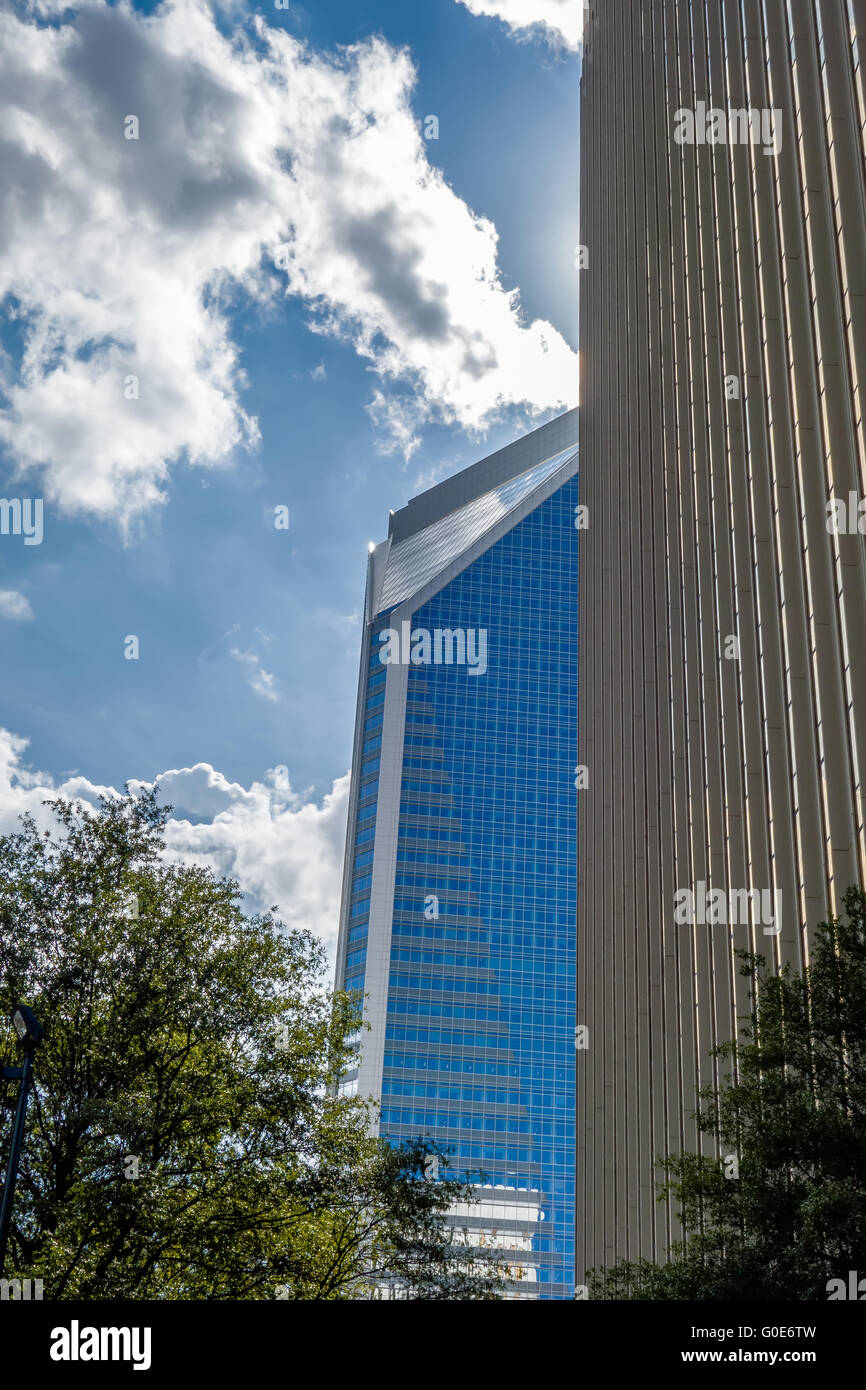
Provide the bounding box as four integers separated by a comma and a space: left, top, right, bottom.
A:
157, 762, 350, 950
0, 589, 34, 621
455, 0, 584, 50
229, 646, 280, 703
0, 728, 350, 950
0, 0, 577, 527
0, 728, 117, 827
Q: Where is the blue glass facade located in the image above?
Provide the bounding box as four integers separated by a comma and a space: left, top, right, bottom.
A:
373, 477, 579, 1297
335, 413, 580, 1298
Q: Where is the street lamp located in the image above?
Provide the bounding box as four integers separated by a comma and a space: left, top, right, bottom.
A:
0, 1005, 43, 1276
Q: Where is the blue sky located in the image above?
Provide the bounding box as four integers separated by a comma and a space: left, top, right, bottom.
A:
0, 0, 580, 950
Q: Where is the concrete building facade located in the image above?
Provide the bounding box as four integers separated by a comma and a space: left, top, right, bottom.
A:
577, 0, 866, 1277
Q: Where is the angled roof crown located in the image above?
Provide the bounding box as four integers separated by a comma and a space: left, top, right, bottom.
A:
369, 409, 579, 620
388, 407, 579, 543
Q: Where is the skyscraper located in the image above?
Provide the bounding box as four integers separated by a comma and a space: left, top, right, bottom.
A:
577, 0, 866, 1278
334, 409, 579, 1298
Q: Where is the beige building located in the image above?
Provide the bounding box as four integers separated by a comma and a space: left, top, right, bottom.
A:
576, 0, 866, 1278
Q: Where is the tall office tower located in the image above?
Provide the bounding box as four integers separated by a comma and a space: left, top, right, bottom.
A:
577, 0, 866, 1279
334, 410, 579, 1298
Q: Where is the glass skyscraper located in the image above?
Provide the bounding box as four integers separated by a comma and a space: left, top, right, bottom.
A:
334, 409, 579, 1298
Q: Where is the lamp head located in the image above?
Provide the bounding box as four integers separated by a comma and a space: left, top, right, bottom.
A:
12, 1004, 43, 1052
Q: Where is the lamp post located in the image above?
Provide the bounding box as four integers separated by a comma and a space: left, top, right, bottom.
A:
0, 1005, 43, 1277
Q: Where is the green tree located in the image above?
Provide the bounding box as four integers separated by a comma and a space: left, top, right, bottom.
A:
589, 886, 866, 1300
0, 789, 503, 1300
